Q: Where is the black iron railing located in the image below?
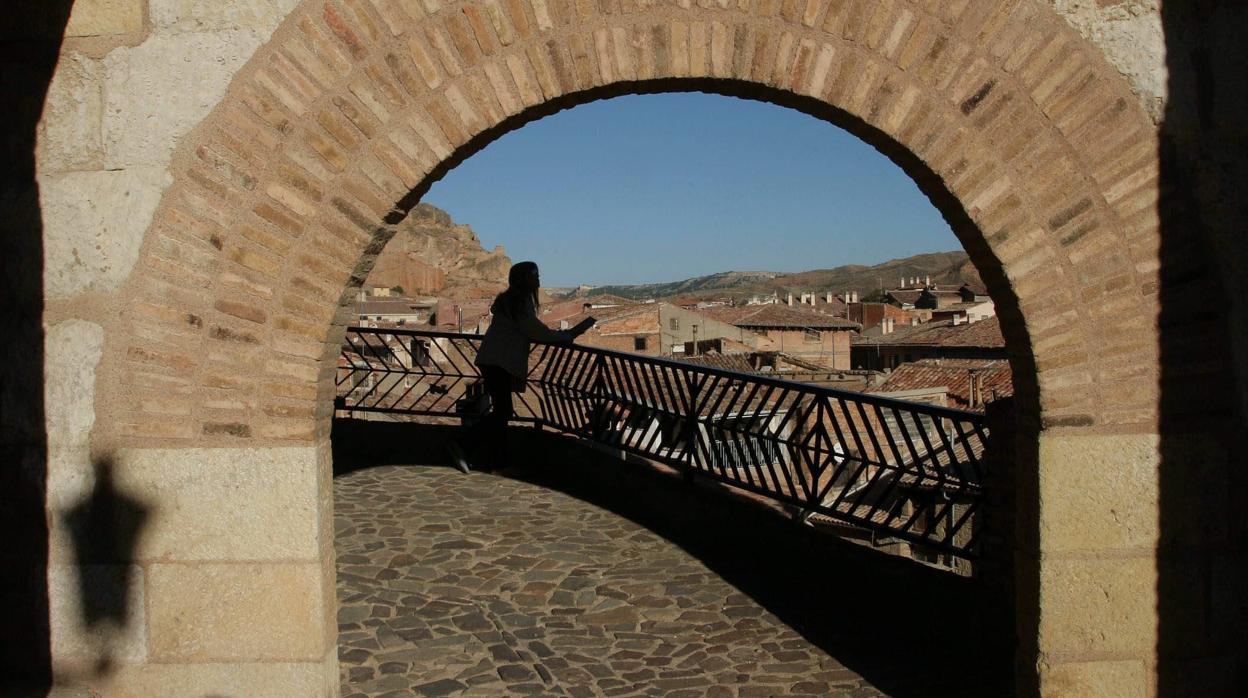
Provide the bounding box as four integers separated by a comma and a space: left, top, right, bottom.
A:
336, 327, 991, 561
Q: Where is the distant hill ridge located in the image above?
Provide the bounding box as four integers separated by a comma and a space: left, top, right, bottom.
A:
578, 251, 978, 301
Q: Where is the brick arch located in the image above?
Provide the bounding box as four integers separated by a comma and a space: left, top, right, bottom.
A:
94, 0, 1160, 690
101, 0, 1158, 445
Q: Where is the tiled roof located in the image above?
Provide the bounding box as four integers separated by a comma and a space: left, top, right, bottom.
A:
355, 299, 435, 315
676, 352, 757, 374
700, 304, 860, 330
433, 298, 493, 328
561, 303, 657, 329
584, 293, 641, 307
869, 358, 1013, 411
851, 316, 1004, 349
886, 289, 923, 305
935, 302, 987, 312
541, 299, 592, 322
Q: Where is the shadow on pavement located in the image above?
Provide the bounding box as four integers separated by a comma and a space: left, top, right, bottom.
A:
333, 419, 1013, 697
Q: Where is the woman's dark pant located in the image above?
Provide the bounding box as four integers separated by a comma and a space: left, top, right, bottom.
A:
465, 365, 514, 469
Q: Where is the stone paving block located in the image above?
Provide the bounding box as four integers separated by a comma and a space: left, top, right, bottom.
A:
334, 465, 900, 696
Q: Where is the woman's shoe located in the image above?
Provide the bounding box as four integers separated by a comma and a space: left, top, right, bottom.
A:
447, 442, 471, 474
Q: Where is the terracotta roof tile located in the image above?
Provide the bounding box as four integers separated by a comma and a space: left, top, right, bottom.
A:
869, 358, 1013, 411
676, 352, 757, 373
699, 304, 860, 330
851, 316, 1004, 349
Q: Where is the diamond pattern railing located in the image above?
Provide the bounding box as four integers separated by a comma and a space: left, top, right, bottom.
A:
336, 327, 991, 561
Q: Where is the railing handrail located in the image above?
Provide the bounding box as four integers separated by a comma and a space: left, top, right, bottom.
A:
341, 326, 986, 421
337, 325, 991, 565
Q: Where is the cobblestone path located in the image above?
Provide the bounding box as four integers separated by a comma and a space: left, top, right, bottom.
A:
335, 465, 888, 697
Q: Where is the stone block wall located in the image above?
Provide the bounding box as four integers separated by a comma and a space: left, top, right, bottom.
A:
19, 0, 339, 693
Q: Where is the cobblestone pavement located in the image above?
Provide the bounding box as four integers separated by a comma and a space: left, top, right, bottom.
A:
335, 465, 889, 697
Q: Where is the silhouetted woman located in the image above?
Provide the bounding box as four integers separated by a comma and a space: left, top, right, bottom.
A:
448, 261, 593, 473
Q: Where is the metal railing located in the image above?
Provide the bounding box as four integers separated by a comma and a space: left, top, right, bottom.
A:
336, 327, 992, 561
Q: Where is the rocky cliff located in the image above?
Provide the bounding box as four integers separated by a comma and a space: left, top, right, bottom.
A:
366, 204, 511, 298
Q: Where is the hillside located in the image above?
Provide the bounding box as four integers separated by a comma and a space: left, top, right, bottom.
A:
365, 204, 510, 298
582, 251, 974, 301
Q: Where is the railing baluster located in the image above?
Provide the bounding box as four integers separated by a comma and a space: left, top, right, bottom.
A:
334, 327, 990, 562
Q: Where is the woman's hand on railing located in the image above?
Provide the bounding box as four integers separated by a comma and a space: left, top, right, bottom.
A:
569, 316, 596, 338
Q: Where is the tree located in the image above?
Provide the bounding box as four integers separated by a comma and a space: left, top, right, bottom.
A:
861, 288, 888, 303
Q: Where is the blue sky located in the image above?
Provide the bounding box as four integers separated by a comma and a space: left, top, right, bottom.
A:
422, 91, 958, 288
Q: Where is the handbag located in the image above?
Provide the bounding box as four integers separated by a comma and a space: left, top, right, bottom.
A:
456, 379, 491, 425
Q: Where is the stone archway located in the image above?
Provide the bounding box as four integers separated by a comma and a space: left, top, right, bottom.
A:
49, 0, 1172, 693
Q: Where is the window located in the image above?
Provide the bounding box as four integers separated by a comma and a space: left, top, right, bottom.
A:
669, 318, 679, 331
804, 329, 821, 342
634, 336, 647, 351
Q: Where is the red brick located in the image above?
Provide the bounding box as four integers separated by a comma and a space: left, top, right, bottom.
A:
254, 201, 306, 236
366, 0, 417, 36
304, 130, 349, 171
239, 83, 295, 134
195, 144, 257, 191
424, 97, 468, 146
280, 36, 338, 90
407, 36, 443, 88
445, 14, 480, 64
363, 63, 409, 109
297, 15, 353, 76
426, 25, 464, 76
504, 0, 534, 40
341, 177, 392, 219
276, 163, 326, 202
237, 223, 292, 254
316, 107, 361, 149
215, 299, 269, 325
127, 345, 198, 372
275, 314, 324, 341
567, 32, 596, 86
203, 422, 252, 438
341, 0, 384, 43
463, 5, 497, 55
373, 138, 423, 188
349, 79, 393, 120
323, 2, 368, 59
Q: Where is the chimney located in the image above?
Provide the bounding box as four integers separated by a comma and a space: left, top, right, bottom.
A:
851, 290, 858, 303
925, 275, 931, 286
968, 368, 983, 408
883, 317, 894, 335
786, 293, 793, 306
826, 291, 833, 304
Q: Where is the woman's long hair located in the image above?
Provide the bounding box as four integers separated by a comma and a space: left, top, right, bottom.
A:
492, 261, 540, 320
